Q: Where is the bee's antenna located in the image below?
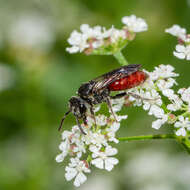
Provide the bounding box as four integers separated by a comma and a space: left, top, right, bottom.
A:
58, 111, 71, 131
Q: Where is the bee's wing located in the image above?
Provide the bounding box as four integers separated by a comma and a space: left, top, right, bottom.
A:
91, 64, 141, 92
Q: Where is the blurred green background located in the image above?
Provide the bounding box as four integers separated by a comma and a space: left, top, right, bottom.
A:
0, 0, 190, 189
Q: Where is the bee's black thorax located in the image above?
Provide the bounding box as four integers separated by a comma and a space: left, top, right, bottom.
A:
77, 81, 110, 105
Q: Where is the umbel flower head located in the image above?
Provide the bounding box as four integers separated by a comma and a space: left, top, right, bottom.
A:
56, 105, 127, 187
56, 63, 190, 187
56, 15, 190, 187
66, 15, 148, 55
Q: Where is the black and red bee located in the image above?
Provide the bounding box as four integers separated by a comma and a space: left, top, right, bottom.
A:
59, 64, 148, 134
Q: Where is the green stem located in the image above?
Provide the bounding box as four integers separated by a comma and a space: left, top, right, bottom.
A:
180, 141, 190, 154
118, 134, 176, 142
177, 137, 190, 154
118, 134, 190, 155
113, 51, 129, 66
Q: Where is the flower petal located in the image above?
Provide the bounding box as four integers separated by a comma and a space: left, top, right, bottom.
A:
65, 167, 77, 181
74, 172, 87, 187
105, 157, 119, 171
173, 51, 185, 59
55, 154, 65, 163
91, 158, 104, 169
176, 44, 186, 52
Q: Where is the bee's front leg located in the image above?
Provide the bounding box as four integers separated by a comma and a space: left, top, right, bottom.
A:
75, 117, 86, 135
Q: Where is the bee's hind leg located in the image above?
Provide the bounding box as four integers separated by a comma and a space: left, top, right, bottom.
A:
106, 97, 118, 122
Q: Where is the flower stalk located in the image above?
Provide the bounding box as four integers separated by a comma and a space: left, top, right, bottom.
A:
119, 134, 190, 155
177, 137, 190, 154
118, 134, 176, 142
113, 51, 129, 66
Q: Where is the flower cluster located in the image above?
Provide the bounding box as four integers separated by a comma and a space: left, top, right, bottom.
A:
56, 64, 190, 187
127, 64, 190, 136
56, 16, 190, 187
165, 25, 190, 60
56, 103, 127, 187
66, 15, 147, 55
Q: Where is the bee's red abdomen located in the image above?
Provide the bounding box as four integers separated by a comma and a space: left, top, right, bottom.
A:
108, 71, 147, 91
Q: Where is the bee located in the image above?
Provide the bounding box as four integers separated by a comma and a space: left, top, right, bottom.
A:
59, 64, 148, 134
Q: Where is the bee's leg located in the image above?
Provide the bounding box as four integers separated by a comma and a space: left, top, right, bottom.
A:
82, 115, 88, 125
127, 92, 156, 101
75, 117, 86, 135
106, 97, 118, 122
111, 91, 156, 101
90, 106, 97, 127
110, 92, 127, 99
82, 114, 89, 128
58, 110, 71, 131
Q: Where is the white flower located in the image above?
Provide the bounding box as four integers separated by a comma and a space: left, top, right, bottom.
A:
111, 97, 125, 112
167, 95, 183, 111
106, 122, 120, 143
151, 65, 179, 80
66, 46, 80, 53
175, 127, 187, 137
152, 115, 168, 130
66, 30, 88, 53
65, 158, 91, 187
90, 131, 108, 148
55, 131, 72, 162
61, 130, 72, 140
122, 15, 148, 32
103, 27, 126, 43
90, 146, 119, 171
86, 114, 108, 127
96, 115, 108, 126
55, 141, 70, 162
55, 153, 66, 163
162, 88, 175, 98
142, 89, 162, 111
173, 44, 190, 60
174, 116, 190, 136
82, 128, 108, 148
66, 24, 106, 54
110, 29, 126, 43
157, 78, 177, 91
161, 89, 183, 111
72, 142, 86, 158
141, 72, 153, 86
116, 114, 128, 121
178, 87, 190, 103
80, 24, 103, 40
56, 126, 87, 161
148, 105, 165, 118
165, 25, 186, 40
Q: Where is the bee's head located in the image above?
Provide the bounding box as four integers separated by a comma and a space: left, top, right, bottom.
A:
58, 96, 87, 131
69, 96, 87, 117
